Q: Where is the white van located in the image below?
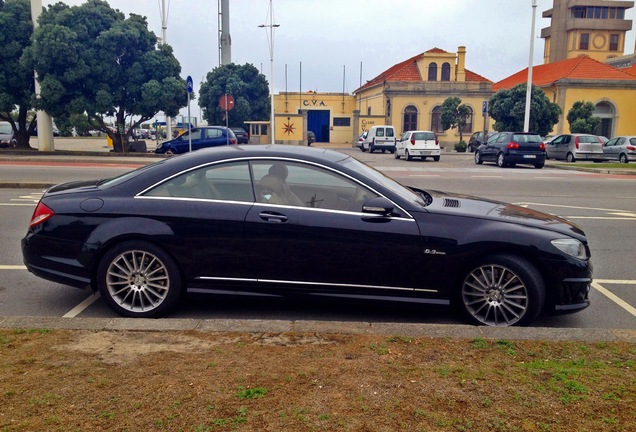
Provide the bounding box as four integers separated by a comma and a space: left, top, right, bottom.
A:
360, 125, 396, 153
395, 130, 440, 161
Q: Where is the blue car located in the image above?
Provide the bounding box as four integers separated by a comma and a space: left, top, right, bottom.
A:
155, 126, 237, 154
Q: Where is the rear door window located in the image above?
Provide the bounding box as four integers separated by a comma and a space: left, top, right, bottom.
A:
375, 128, 385, 137
385, 128, 395, 137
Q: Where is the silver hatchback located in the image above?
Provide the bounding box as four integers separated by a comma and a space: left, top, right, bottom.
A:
602, 136, 636, 163
545, 133, 604, 162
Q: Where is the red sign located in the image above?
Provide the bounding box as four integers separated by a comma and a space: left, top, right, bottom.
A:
219, 94, 235, 111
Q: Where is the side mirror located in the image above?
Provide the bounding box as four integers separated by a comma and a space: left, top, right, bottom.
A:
362, 197, 395, 216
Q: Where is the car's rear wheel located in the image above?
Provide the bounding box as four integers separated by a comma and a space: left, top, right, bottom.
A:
405, 149, 412, 161
369, 145, 374, 153
459, 255, 545, 326
619, 153, 629, 164
534, 161, 545, 169
497, 152, 506, 167
474, 151, 483, 165
394, 149, 400, 159
566, 152, 576, 163
97, 241, 182, 318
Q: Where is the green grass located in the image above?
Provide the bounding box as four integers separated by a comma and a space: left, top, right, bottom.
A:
555, 162, 636, 169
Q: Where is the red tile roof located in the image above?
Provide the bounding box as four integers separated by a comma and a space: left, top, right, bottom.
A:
354, 49, 492, 93
623, 64, 636, 77
493, 55, 636, 91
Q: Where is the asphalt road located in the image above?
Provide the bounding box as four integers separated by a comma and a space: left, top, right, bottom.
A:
1, 146, 635, 329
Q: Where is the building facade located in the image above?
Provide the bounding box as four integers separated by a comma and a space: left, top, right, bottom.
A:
541, 0, 634, 63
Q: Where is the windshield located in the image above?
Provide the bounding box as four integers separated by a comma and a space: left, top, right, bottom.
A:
338, 156, 426, 206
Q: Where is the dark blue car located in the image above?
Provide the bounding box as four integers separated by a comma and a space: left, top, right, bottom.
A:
155, 126, 237, 154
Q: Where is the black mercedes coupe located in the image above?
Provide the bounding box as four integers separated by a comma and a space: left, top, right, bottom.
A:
22, 145, 592, 326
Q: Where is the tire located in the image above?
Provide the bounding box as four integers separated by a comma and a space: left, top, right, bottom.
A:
97, 240, 183, 318
405, 149, 412, 161
619, 153, 629, 164
433, 156, 440, 162
360, 143, 367, 152
165, 150, 175, 156
474, 151, 483, 165
390, 147, 396, 154
534, 161, 544, 169
566, 152, 576, 163
458, 254, 545, 326
421, 156, 427, 161
394, 149, 400, 159
497, 152, 506, 168
369, 145, 374, 153
381, 149, 386, 154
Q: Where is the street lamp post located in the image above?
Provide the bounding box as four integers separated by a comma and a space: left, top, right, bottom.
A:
524, 0, 538, 132
259, 0, 279, 145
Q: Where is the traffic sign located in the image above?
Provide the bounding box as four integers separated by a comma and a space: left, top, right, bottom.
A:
219, 94, 235, 111
186, 76, 193, 94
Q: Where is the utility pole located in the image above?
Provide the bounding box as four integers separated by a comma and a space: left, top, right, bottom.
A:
160, 0, 172, 141
29, 0, 54, 151
259, 0, 279, 145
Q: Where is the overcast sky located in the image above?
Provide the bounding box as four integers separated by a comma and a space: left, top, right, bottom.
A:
44, 0, 635, 100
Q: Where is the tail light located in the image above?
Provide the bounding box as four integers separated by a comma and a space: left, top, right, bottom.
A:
626, 145, 636, 151
410, 138, 415, 145
230, 138, 237, 145
507, 142, 519, 149
575, 136, 579, 149
29, 202, 54, 228
539, 143, 546, 151
435, 139, 439, 146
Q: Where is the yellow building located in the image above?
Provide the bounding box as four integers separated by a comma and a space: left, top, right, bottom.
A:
272, 91, 356, 145
494, 55, 636, 137
353, 47, 494, 149
541, 0, 634, 64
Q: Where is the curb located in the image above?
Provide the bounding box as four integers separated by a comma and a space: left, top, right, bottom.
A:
1, 316, 635, 342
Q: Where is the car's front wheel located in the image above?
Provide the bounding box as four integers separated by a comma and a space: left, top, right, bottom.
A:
97, 241, 183, 318
458, 255, 545, 326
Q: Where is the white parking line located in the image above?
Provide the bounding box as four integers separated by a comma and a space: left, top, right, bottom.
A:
0, 265, 27, 269
63, 293, 101, 318
592, 281, 636, 318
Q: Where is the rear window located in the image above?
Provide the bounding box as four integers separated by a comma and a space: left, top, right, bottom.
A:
578, 136, 599, 143
512, 134, 542, 143
385, 128, 394, 137
413, 132, 436, 140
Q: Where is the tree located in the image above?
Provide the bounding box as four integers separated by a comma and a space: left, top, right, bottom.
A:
440, 97, 471, 143
567, 101, 601, 134
0, 0, 37, 149
30, 0, 187, 152
198, 63, 270, 127
488, 83, 561, 137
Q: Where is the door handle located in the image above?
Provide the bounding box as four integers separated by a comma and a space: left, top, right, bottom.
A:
259, 211, 288, 223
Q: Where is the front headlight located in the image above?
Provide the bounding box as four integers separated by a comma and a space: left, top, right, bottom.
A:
551, 238, 588, 259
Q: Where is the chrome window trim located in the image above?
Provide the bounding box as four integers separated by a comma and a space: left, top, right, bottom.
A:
196, 276, 438, 293
134, 156, 414, 219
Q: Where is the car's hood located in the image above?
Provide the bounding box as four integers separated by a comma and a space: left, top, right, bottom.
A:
421, 190, 586, 239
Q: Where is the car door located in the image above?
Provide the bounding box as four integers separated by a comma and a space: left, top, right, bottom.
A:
549, 135, 565, 159
244, 160, 424, 293
397, 132, 410, 156
603, 137, 619, 160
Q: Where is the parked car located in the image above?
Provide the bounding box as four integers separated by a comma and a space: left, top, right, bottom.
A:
602, 136, 636, 163
544, 133, 604, 162
474, 132, 546, 168
231, 127, 249, 144
31, 126, 61, 137
360, 125, 396, 153
0, 122, 16, 148
467, 131, 494, 152
22, 145, 592, 326
155, 126, 237, 154
395, 130, 440, 161
307, 130, 316, 146
355, 131, 367, 150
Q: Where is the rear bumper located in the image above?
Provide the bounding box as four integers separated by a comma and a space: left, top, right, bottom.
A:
507, 153, 546, 164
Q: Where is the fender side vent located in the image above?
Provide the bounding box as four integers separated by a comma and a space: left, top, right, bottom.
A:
443, 198, 461, 208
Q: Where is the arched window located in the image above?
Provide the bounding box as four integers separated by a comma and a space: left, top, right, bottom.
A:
428, 62, 437, 81
593, 101, 616, 138
461, 106, 474, 134
431, 106, 442, 132
403, 105, 418, 132
441, 62, 451, 81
